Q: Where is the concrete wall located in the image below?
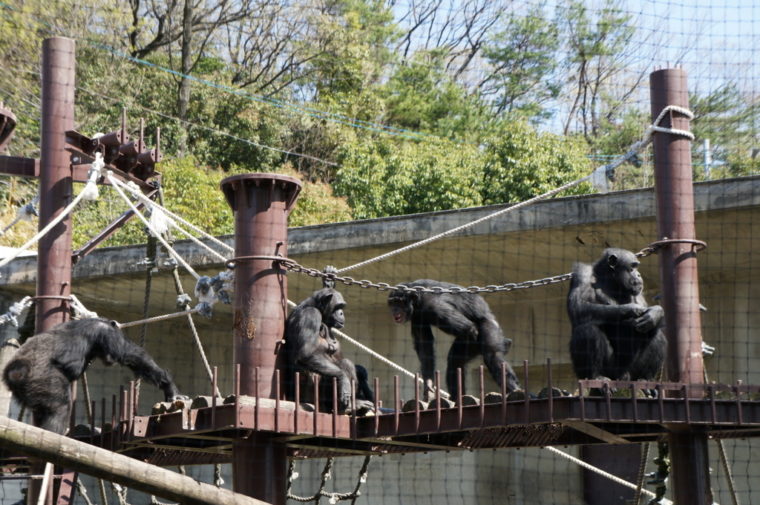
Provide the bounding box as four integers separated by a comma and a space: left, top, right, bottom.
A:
1, 176, 759, 504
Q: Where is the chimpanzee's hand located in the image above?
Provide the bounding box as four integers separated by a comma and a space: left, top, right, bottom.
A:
620, 303, 648, 319
634, 305, 664, 333
339, 389, 353, 412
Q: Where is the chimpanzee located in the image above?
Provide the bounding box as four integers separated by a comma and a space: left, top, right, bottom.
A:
567, 248, 666, 382
283, 288, 374, 413
388, 279, 520, 400
3, 317, 184, 434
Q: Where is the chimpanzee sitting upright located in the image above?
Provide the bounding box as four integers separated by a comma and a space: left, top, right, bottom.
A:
567, 248, 666, 382
388, 279, 519, 400
283, 288, 374, 413
3, 317, 184, 434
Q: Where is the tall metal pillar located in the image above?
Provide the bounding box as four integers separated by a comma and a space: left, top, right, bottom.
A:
650, 67, 712, 505
27, 37, 76, 505
220, 173, 301, 505
37, 37, 75, 332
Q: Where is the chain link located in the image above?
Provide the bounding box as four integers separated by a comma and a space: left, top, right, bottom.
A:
635, 245, 658, 258
281, 257, 574, 295
276, 240, 683, 295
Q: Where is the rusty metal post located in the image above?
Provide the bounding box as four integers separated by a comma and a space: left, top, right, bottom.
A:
220, 173, 301, 505
36, 37, 75, 332
27, 37, 76, 505
650, 67, 712, 505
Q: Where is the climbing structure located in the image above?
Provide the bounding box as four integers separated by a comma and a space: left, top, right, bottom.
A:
0, 37, 758, 505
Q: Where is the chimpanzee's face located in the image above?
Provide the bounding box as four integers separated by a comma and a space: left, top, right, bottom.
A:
388, 302, 407, 324
610, 254, 643, 296
314, 288, 347, 329
388, 292, 416, 324
327, 304, 346, 329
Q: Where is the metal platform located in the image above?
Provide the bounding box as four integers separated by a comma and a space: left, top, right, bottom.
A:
57, 376, 760, 467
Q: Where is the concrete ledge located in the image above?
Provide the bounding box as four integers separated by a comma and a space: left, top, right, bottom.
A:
1, 175, 758, 286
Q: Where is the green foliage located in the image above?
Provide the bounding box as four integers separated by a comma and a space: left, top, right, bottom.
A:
383, 51, 488, 140
708, 154, 760, 180
70, 156, 352, 249
480, 121, 593, 205
334, 119, 595, 219
309, 0, 397, 98
278, 166, 353, 226
690, 84, 760, 174
0, 179, 39, 248
481, 8, 561, 120
590, 109, 654, 189
333, 137, 484, 219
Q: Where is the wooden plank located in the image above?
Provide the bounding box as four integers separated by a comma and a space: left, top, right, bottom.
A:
563, 420, 631, 444
0, 416, 265, 505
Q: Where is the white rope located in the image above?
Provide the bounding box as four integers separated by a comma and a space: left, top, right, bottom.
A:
0, 184, 93, 270
337, 175, 594, 274
168, 223, 230, 264
117, 306, 202, 329
334, 327, 416, 381
106, 172, 201, 280
337, 105, 694, 274
114, 178, 234, 255
0, 194, 38, 238
69, 294, 99, 319
79, 152, 105, 201
0, 296, 32, 327
543, 447, 672, 504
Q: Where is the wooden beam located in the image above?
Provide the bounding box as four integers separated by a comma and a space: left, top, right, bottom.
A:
563, 420, 630, 445
0, 416, 266, 505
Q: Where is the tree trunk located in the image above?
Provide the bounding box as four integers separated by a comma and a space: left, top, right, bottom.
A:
177, 0, 194, 154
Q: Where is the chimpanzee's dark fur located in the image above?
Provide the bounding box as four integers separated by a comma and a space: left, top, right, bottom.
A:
354, 364, 374, 403
283, 288, 373, 413
388, 279, 519, 400
3, 317, 183, 434
567, 248, 666, 381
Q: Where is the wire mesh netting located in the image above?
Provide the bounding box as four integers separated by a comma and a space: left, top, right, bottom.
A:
0, 1, 758, 505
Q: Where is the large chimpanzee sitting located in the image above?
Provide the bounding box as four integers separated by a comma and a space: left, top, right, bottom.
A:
283, 288, 374, 413
388, 279, 519, 400
3, 317, 184, 434
567, 248, 666, 382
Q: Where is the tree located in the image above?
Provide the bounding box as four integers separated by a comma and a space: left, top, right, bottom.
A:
393, 0, 508, 81
479, 7, 560, 120
282, 0, 397, 182
557, 0, 640, 140
383, 51, 488, 140
333, 137, 484, 219
71, 156, 352, 248
480, 120, 592, 205
690, 83, 760, 179
334, 119, 595, 220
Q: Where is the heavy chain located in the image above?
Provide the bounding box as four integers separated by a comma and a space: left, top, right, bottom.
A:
279, 257, 573, 295
272, 242, 668, 295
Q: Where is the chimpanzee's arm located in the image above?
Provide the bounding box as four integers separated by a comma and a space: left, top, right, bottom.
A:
633, 303, 665, 333
286, 307, 325, 361
411, 322, 436, 384
298, 353, 353, 408
111, 336, 182, 401
433, 298, 479, 339
568, 265, 646, 324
